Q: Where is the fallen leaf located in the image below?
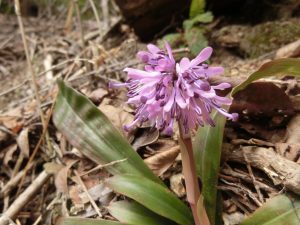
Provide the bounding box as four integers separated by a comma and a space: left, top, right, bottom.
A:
144, 146, 180, 176
44, 162, 65, 174
98, 99, 134, 134
223, 212, 245, 225
55, 160, 77, 194
4, 144, 17, 166
170, 173, 186, 197
88, 88, 108, 104
231, 82, 294, 127
0, 108, 24, 134
16, 128, 30, 157
285, 114, 300, 144
132, 127, 159, 150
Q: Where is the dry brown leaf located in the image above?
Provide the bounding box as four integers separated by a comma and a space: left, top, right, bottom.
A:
55, 160, 77, 194
98, 99, 134, 134
0, 108, 24, 134
170, 173, 186, 197
132, 128, 159, 150
3, 144, 17, 166
69, 185, 82, 205
16, 128, 29, 157
44, 162, 65, 174
144, 146, 180, 176
88, 88, 108, 104
285, 114, 300, 144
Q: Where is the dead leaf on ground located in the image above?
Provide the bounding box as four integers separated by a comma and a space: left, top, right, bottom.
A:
3, 144, 17, 166
16, 128, 30, 157
98, 98, 134, 135
223, 212, 245, 225
132, 127, 159, 150
170, 173, 185, 197
44, 162, 65, 174
231, 82, 294, 127
88, 88, 108, 104
285, 114, 300, 144
55, 160, 77, 194
0, 108, 24, 134
144, 146, 180, 176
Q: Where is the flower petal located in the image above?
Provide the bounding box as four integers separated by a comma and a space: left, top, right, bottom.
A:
147, 44, 161, 54
190, 47, 213, 67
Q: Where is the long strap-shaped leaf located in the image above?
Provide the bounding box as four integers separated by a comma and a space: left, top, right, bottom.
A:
105, 174, 194, 225
53, 80, 161, 184
193, 110, 226, 225
62, 217, 129, 225
241, 195, 300, 225
108, 201, 177, 225
232, 58, 300, 95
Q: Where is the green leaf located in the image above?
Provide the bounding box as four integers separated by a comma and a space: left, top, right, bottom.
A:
105, 174, 194, 225
61, 217, 128, 225
232, 58, 300, 96
189, 0, 206, 18
193, 110, 227, 224
241, 195, 300, 225
108, 201, 177, 225
53, 80, 161, 184
184, 27, 208, 57
159, 33, 183, 48
183, 12, 214, 31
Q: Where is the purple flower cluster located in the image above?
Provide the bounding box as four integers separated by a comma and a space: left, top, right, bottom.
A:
110, 43, 237, 135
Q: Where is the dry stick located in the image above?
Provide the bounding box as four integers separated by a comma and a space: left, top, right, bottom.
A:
88, 0, 102, 36
0, 171, 51, 225
14, 0, 53, 164
16, 98, 55, 195
14, 0, 47, 131
243, 152, 264, 203
0, 163, 34, 198
79, 158, 127, 177
101, 0, 109, 29
178, 123, 210, 225
74, 170, 102, 217
73, 0, 90, 71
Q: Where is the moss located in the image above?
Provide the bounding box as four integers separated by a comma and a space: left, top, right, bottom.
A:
241, 19, 300, 58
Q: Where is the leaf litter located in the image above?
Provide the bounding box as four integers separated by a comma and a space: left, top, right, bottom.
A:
1, 2, 300, 225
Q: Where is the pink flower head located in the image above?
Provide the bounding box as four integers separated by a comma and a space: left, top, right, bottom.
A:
110, 43, 237, 135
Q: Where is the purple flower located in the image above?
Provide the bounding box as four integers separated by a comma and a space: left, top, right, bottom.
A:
110, 43, 238, 135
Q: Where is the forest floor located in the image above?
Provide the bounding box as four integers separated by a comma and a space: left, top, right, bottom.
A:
1, 2, 300, 225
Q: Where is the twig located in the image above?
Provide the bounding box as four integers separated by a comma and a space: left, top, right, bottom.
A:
101, 0, 109, 29
243, 152, 264, 203
88, 0, 102, 37
80, 158, 127, 176
0, 80, 29, 97
0, 171, 51, 225
0, 163, 33, 197
14, 0, 46, 129
16, 98, 55, 195
73, 0, 85, 48
14, 0, 53, 164
74, 170, 102, 217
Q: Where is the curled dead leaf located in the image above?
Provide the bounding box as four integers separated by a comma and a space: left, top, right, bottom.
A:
54, 160, 77, 194
98, 99, 134, 135
16, 128, 30, 157
3, 144, 17, 166
144, 146, 180, 176
132, 127, 159, 150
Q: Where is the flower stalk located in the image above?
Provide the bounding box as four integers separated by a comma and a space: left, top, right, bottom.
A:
179, 122, 210, 225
